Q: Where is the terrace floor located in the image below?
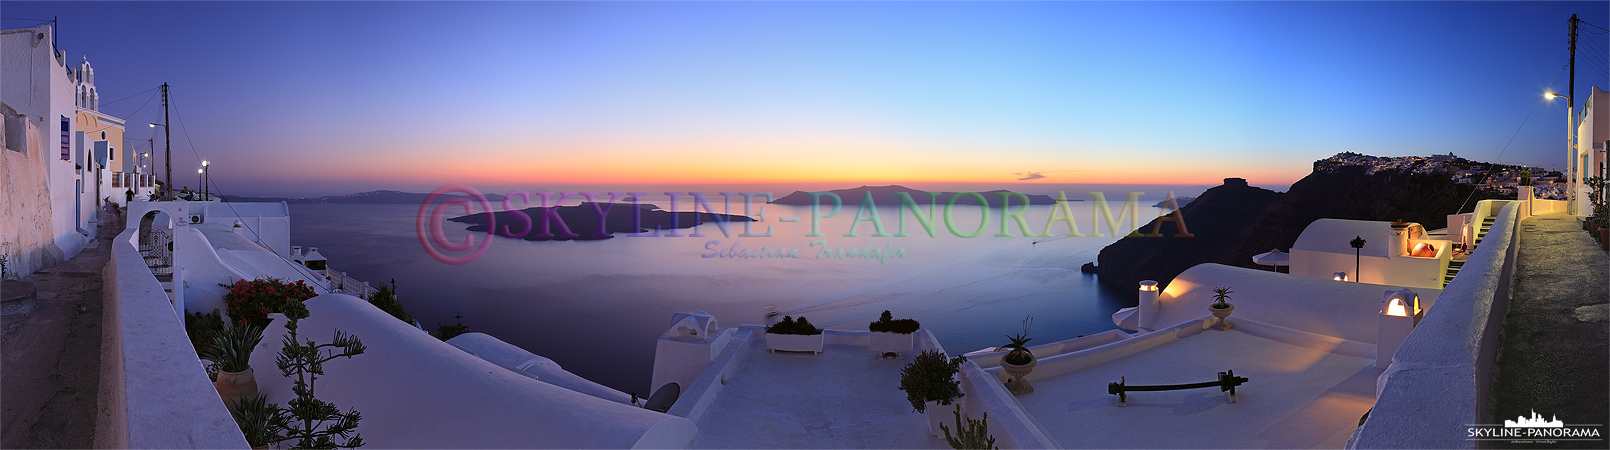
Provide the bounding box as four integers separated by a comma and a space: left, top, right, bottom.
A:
690, 342, 944, 449
1012, 326, 1380, 449
1488, 214, 1609, 447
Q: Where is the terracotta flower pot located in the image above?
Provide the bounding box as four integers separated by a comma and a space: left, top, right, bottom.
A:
215, 367, 258, 408
1001, 352, 1036, 395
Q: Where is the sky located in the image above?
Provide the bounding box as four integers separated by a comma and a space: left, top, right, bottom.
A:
5, 1, 1608, 197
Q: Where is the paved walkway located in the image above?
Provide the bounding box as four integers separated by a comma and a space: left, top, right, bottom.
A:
1488, 214, 1608, 449
1, 209, 118, 449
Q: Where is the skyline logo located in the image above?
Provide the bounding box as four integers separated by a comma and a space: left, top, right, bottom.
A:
415, 184, 1194, 265
1505, 410, 1565, 428
1467, 410, 1603, 444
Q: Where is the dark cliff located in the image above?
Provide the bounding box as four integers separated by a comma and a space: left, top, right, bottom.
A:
1094, 166, 1507, 301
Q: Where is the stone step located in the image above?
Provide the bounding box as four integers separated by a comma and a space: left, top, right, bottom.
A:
1, 279, 38, 316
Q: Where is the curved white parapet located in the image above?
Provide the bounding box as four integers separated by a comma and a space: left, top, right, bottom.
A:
1351, 201, 1520, 449
1136, 263, 1441, 344
250, 294, 696, 449
447, 332, 633, 405
100, 227, 249, 449
962, 330, 1134, 369
667, 311, 719, 340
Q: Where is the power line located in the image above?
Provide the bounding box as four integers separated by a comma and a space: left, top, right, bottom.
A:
1456, 59, 1567, 214
1580, 19, 1608, 34
98, 85, 160, 108
166, 91, 336, 295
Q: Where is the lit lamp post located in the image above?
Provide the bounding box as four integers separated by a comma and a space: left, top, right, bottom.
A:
1350, 236, 1367, 283
1545, 92, 1574, 214
1377, 289, 1421, 368
1137, 280, 1159, 330
201, 160, 209, 201
197, 168, 204, 201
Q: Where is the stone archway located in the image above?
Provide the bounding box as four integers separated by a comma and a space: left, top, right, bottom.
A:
137, 210, 174, 282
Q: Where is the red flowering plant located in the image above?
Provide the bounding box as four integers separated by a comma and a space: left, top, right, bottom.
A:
223, 278, 317, 328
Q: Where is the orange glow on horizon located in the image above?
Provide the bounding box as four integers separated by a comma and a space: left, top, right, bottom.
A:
271, 141, 1309, 189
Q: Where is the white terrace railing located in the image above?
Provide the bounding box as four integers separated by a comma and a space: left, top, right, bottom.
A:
1350, 200, 1520, 449
326, 266, 379, 299
101, 226, 248, 448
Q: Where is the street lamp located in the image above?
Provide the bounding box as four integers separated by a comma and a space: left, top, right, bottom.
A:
1545, 92, 1575, 214
201, 160, 210, 201
149, 122, 170, 201
197, 168, 204, 200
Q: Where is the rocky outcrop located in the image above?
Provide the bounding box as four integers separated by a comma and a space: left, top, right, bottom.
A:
1094, 167, 1507, 301
1092, 178, 1280, 301
449, 202, 755, 241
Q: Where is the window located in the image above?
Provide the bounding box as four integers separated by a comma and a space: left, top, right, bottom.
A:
59, 116, 70, 160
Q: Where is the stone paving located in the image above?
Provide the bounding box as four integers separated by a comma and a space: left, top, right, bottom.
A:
1488, 214, 1609, 449
1, 209, 117, 449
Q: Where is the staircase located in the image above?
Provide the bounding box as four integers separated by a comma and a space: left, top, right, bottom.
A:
1473, 217, 1496, 248
1444, 216, 1497, 288
1443, 260, 1465, 288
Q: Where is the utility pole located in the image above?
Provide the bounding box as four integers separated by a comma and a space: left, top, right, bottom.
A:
161, 82, 171, 200
1567, 15, 1579, 214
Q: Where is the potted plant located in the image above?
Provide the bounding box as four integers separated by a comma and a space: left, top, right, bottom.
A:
227, 394, 284, 450
1209, 286, 1235, 331
999, 316, 1036, 395
940, 409, 999, 450
222, 278, 317, 329
765, 316, 824, 353
204, 321, 264, 408
898, 349, 966, 436
868, 310, 920, 355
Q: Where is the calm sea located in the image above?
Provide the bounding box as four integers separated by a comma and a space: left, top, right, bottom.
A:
287, 196, 1171, 394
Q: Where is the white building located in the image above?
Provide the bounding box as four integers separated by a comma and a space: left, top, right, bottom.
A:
1288, 218, 1451, 290
1573, 85, 1608, 216
1, 24, 98, 276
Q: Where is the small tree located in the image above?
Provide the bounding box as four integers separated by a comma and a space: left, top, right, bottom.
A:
436, 312, 470, 341
1587, 175, 1608, 227
273, 299, 366, 448
899, 349, 965, 412
940, 409, 999, 450
365, 279, 414, 325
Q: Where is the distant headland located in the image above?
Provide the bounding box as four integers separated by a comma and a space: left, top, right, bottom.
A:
448, 202, 756, 241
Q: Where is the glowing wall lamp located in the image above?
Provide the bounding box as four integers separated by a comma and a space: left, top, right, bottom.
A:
1137, 280, 1159, 330
1376, 288, 1422, 368
1334, 272, 1348, 282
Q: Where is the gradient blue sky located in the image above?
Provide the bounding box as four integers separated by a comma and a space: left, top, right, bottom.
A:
6, 1, 1607, 197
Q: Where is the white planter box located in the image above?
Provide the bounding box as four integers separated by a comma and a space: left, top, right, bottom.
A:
869, 331, 915, 354
766, 333, 824, 353
925, 400, 959, 437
